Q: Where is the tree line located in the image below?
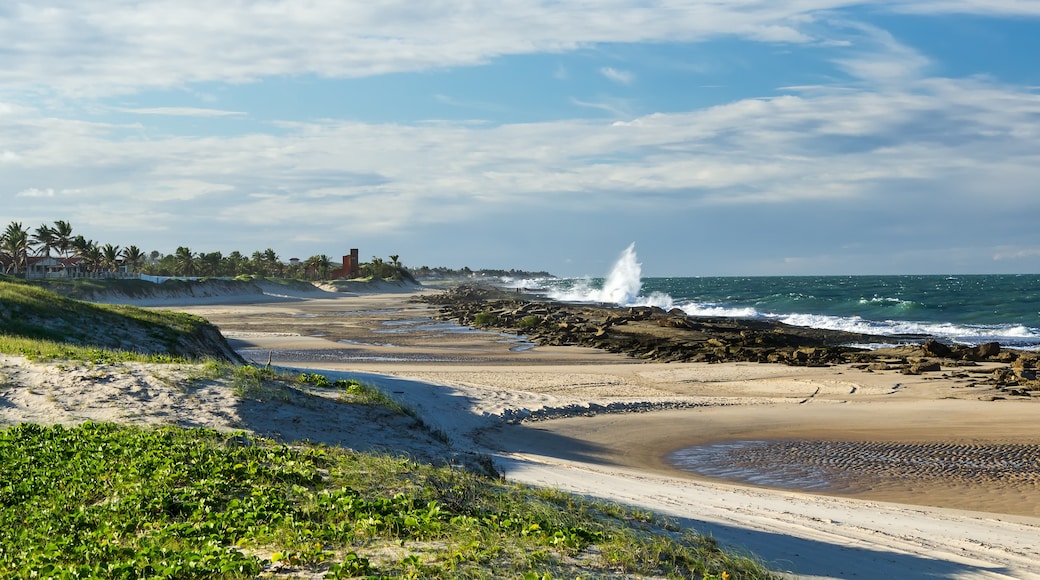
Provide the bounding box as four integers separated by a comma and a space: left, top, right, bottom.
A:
0, 220, 407, 281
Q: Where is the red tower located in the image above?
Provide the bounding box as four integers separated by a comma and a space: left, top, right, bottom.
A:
341, 248, 360, 278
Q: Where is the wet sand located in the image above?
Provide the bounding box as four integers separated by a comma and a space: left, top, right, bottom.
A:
172, 289, 1040, 519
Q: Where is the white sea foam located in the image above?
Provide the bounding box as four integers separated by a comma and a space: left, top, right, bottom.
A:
774, 313, 1040, 347
548, 243, 674, 309
676, 302, 758, 318
548, 245, 1040, 348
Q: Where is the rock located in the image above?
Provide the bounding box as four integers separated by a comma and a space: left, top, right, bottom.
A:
997, 351, 1019, 363
1016, 369, 1037, 381
910, 360, 942, 373
965, 342, 1001, 360
993, 368, 1017, 384
417, 283, 1028, 367
922, 339, 953, 358
1011, 356, 1037, 370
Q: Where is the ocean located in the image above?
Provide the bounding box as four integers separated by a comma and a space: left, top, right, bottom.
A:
510, 245, 1040, 351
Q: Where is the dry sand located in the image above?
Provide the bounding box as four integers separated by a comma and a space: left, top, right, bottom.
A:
4, 286, 1040, 579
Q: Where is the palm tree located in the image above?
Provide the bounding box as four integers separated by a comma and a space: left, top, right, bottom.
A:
249, 251, 265, 275
121, 245, 146, 273
262, 248, 280, 276
389, 254, 400, 268
226, 251, 246, 276
76, 241, 103, 274
302, 254, 333, 280
199, 251, 223, 276
101, 244, 122, 273
174, 246, 196, 276
303, 255, 320, 280
316, 254, 333, 280
70, 236, 103, 273
31, 224, 57, 258
52, 220, 74, 258
1, 222, 31, 275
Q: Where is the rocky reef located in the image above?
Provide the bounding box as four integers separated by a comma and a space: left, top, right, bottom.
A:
421, 284, 1040, 397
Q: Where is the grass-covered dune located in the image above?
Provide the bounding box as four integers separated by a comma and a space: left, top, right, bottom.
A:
35, 275, 321, 303
0, 279, 241, 362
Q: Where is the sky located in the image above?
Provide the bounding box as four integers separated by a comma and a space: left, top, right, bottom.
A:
3, 1, 1040, 277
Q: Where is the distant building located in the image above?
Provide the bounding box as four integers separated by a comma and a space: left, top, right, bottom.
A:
331, 248, 360, 279
8, 256, 133, 279
25, 256, 84, 279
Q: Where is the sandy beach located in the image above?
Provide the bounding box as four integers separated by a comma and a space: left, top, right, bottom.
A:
5, 286, 1040, 579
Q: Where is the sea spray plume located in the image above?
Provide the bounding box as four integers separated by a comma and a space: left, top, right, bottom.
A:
549, 243, 675, 309
547, 243, 643, 304
599, 243, 642, 304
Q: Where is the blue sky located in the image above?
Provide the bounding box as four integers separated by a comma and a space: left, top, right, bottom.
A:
3, 1, 1040, 277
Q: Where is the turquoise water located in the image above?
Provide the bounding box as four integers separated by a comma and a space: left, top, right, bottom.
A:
513, 247, 1040, 349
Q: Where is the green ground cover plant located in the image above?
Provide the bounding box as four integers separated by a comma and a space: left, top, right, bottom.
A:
34, 278, 165, 301
0, 334, 187, 365
0, 422, 778, 579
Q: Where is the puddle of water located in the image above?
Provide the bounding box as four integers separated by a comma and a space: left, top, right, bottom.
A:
669, 440, 837, 491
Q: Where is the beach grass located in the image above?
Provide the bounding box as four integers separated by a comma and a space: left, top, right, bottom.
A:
0, 280, 237, 361
0, 422, 778, 579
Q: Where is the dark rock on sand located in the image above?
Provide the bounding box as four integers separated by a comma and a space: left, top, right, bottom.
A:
421, 285, 893, 366
420, 285, 1040, 391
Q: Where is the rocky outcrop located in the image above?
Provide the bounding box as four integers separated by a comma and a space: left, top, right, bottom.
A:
420, 284, 1040, 397
421, 285, 890, 366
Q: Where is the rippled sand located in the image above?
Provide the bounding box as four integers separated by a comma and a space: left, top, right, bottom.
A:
672, 440, 1040, 492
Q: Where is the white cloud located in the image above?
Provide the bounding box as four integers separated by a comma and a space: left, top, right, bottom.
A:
5, 75, 1038, 233
111, 107, 246, 117
0, 1, 900, 98
0, 1, 1031, 103
827, 20, 933, 84
570, 97, 634, 118
600, 67, 635, 85
16, 187, 56, 198
993, 247, 1040, 261
2, 1, 1039, 272
889, 0, 1040, 16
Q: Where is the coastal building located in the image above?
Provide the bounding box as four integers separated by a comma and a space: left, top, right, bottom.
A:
24, 256, 85, 279
1, 256, 137, 279
331, 248, 360, 279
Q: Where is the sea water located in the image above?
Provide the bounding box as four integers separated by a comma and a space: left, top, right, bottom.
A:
510, 243, 1040, 350
506, 244, 1040, 491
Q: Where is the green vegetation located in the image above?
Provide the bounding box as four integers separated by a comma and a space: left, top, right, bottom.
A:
358, 257, 416, 283
0, 423, 776, 579
0, 334, 184, 365
0, 280, 236, 362
0, 217, 415, 282
518, 315, 543, 329
473, 311, 501, 327
410, 266, 554, 280
31, 277, 172, 300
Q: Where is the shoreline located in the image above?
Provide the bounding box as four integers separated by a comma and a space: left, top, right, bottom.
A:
49, 286, 1040, 578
